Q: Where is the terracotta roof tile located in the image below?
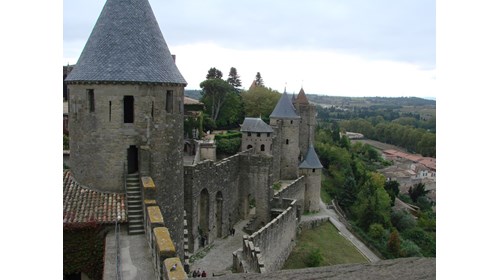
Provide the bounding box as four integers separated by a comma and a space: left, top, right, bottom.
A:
63, 170, 127, 224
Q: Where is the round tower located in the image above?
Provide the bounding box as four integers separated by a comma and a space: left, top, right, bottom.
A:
299, 145, 323, 212
269, 91, 301, 180
65, 0, 186, 257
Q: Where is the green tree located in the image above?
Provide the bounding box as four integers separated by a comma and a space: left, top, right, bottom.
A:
408, 183, 429, 203
390, 210, 416, 232
200, 77, 234, 123
352, 172, 392, 230
214, 91, 244, 128
206, 67, 223, 79
368, 223, 387, 241
227, 67, 242, 89
241, 86, 281, 122
255, 72, 264, 86
400, 239, 423, 257
384, 180, 400, 206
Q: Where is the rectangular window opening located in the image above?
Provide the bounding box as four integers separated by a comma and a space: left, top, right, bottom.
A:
166, 90, 173, 113
87, 89, 95, 113
151, 101, 155, 122
124, 95, 134, 123
109, 101, 112, 122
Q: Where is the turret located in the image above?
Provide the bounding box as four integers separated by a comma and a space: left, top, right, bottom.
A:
269, 90, 300, 180
65, 0, 186, 258
241, 117, 274, 155
293, 87, 316, 160
299, 145, 323, 212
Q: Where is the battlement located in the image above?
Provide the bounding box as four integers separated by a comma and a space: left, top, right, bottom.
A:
141, 176, 187, 280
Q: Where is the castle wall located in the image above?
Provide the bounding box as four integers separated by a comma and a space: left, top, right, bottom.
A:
183, 154, 241, 252
236, 199, 298, 273
274, 176, 306, 214
239, 153, 274, 225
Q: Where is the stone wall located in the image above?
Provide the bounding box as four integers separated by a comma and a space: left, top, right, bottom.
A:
141, 176, 187, 280
241, 132, 273, 156
274, 176, 305, 214
296, 103, 316, 160
183, 154, 241, 253
235, 199, 298, 273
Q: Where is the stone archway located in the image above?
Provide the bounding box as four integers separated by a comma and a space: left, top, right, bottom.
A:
216, 191, 223, 238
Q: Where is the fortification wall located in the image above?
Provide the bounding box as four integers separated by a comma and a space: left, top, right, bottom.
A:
296, 104, 316, 159
270, 118, 299, 180
140, 176, 188, 280
274, 176, 305, 214
239, 153, 274, 225
183, 153, 241, 252
235, 199, 298, 273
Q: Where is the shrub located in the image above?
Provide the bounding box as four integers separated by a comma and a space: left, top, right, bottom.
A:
399, 239, 423, 257
368, 223, 387, 241
216, 138, 241, 155
391, 210, 417, 232
387, 229, 401, 257
305, 248, 323, 267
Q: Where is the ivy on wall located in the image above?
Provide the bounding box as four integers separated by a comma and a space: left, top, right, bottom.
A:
63, 221, 107, 280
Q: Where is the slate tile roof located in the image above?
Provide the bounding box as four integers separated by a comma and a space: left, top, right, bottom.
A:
270, 91, 300, 119
63, 170, 127, 224
299, 145, 323, 169
241, 117, 274, 133
65, 0, 186, 85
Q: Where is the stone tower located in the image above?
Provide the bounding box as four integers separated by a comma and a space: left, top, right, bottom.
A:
293, 88, 316, 160
299, 145, 323, 212
270, 91, 300, 180
241, 117, 274, 155
65, 0, 187, 257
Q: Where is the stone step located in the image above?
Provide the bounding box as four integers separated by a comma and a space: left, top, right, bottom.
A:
128, 214, 143, 220
127, 203, 142, 209
128, 229, 144, 235
128, 223, 144, 230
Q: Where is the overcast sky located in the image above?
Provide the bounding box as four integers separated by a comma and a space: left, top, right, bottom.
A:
63, 0, 435, 98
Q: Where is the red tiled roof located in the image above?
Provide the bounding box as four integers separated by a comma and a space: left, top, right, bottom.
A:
63, 170, 127, 224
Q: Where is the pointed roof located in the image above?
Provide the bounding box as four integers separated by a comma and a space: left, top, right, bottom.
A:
299, 145, 323, 169
66, 0, 186, 85
249, 80, 258, 91
294, 87, 309, 105
270, 91, 300, 119
241, 117, 274, 133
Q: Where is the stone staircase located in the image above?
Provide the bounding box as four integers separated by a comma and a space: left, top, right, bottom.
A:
183, 210, 192, 263
126, 172, 144, 235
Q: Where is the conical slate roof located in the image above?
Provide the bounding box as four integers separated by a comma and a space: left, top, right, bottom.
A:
241, 117, 273, 133
299, 145, 323, 169
294, 87, 309, 105
66, 0, 186, 85
270, 91, 300, 119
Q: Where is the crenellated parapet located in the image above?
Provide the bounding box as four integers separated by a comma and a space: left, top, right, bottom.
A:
140, 176, 188, 280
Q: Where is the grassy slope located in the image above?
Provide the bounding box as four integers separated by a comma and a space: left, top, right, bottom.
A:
282, 222, 367, 269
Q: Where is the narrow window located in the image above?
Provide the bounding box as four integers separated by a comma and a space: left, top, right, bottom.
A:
247, 132, 251, 137
257, 132, 261, 137
267, 133, 270, 137
166, 90, 173, 113
87, 89, 95, 113
124, 95, 134, 123
312, 169, 316, 173
290, 120, 293, 124
109, 101, 112, 122
151, 101, 154, 122
260, 144, 265, 151
286, 139, 289, 145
